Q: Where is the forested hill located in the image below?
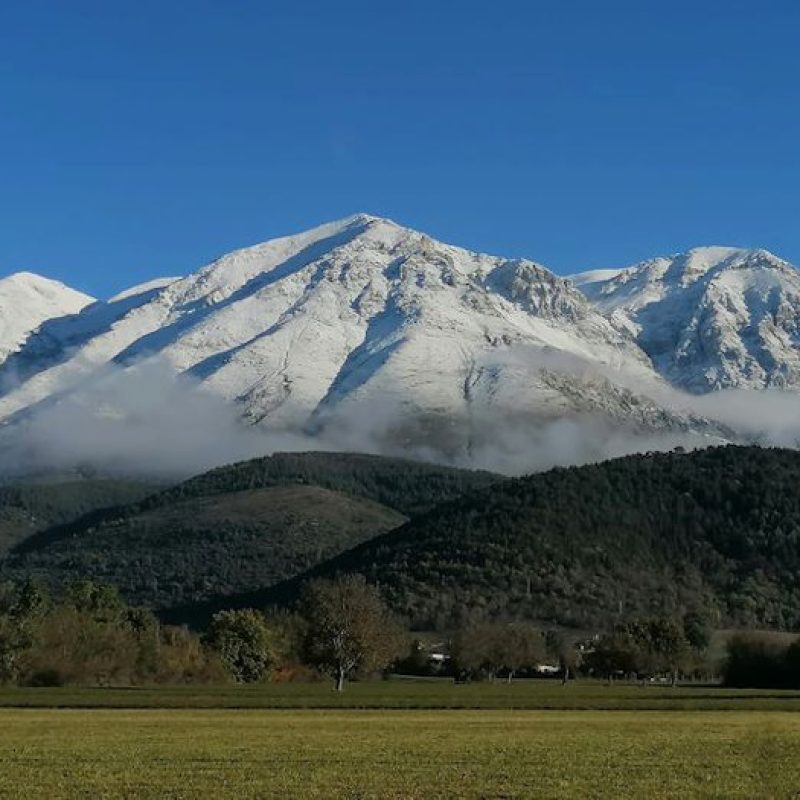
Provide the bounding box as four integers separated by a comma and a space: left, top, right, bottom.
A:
183, 446, 800, 631
134, 451, 500, 517
12, 451, 499, 557
0, 479, 158, 554
3, 453, 500, 609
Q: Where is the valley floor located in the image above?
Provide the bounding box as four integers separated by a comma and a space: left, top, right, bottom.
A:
2, 679, 800, 711
1, 707, 798, 799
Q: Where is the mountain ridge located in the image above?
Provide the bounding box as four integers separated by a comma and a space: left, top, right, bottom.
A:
0, 272, 94, 364
577, 246, 800, 393
0, 218, 798, 474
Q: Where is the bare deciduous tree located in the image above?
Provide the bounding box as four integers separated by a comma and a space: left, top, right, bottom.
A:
302, 574, 405, 691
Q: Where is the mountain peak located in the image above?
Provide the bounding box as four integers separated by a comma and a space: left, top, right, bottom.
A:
0, 270, 90, 296
575, 244, 800, 392
338, 211, 392, 226
1, 270, 46, 284
676, 245, 789, 279
0, 270, 94, 305
681, 245, 782, 260
571, 246, 789, 291
0, 215, 663, 463
0, 271, 95, 363
296, 212, 402, 242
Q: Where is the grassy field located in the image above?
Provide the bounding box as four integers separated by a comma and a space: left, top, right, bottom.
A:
1, 679, 800, 711
1, 708, 799, 798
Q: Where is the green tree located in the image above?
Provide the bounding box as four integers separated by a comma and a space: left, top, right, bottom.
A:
617, 617, 691, 684
585, 632, 640, 680
65, 580, 124, 623
13, 579, 50, 621
0, 580, 50, 684
546, 630, 579, 684
205, 609, 276, 683
453, 621, 545, 682
682, 611, 712, 652
301, 574, 405, 691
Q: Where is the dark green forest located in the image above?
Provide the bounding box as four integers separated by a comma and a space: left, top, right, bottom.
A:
194, 446, 800, 631
133, 451, 499, 517
0, 480, 158, 554
4, 486, 403, 608
1, 453, 496, 608
5, 446, 800, 638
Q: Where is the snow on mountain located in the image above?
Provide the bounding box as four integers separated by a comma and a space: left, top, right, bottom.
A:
568, 267, 627, 287
0, 215, 718, 462
578, 246, 800, 393
109, 277, 180, 303
0, 272, 94, 364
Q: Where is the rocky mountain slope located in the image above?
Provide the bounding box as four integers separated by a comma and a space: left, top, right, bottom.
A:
575, 247, 800, 393
0, 215, 725, 472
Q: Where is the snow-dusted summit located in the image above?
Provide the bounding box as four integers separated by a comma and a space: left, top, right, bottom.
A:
0, 215, 714, 463
0, 272, 94, 363
575, 247, 800, 392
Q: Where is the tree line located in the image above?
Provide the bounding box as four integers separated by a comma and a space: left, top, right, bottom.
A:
0, 574, 408, 690
0, 572, 793, 690
0, 574, 591, 689
583, 613, 712, 684
8, 445, 800, 636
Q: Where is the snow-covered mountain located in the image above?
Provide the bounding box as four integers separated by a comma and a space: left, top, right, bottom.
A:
575, 247, 800, 393
0, 215, 721, 467
568, 268, 626, 288
0, 272, 94, 363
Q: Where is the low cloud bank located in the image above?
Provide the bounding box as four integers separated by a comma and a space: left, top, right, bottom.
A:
0, 361, 316, 479
0, 350, 798, 481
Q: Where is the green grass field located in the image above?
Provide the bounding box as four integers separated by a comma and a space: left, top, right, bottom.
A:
1, 708, 799, 798
1, 679, 800, 711
3, 683, 800, 797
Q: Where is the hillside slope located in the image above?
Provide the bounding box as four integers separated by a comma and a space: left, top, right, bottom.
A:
4, 485, 404, 608
139, 451, 499, 517
191, 446, 800, 631
0, 479, 158, 554
3, 452, 499, 607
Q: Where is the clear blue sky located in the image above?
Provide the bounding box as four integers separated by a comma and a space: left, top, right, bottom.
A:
2, 1, 799, 298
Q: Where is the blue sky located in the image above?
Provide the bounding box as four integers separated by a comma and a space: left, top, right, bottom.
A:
2, 1, 799, 297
